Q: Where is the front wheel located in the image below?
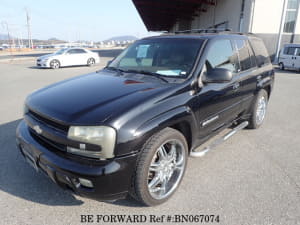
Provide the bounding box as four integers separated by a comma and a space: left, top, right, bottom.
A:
248, 89, 268, 129
279, 62, 285, 70
130, 128, 188, 206
49, 59, 60, 69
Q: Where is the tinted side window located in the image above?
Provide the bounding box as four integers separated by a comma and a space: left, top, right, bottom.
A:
67, 49, 77, 54
287, 47, 297, 55
283, 47, 289, 54
249, 38, 271, 66
205, 39, 238, 73
77, 49, 87, 54
247, 41, 257, 67
73, 49, 86, 54
235, 39, 252, 71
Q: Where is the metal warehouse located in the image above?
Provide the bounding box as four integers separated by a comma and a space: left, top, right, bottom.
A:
133, 0, 300, 60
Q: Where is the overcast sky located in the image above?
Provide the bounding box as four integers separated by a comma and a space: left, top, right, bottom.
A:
0, 0, 156, 41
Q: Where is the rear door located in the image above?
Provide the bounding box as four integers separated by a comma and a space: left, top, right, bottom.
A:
233, 38, 258, 109
73, 48, 89, 65
196, 39, 244, 140
294, 47, 300, 69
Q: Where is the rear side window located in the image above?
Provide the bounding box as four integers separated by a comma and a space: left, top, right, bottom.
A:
284, 47, 297, 55
235, 39, 252, 71
74, 49, 86, 54
249, 38, 271, 66
205, 39, 238, 73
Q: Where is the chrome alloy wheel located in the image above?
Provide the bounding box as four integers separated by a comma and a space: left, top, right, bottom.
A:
50, 60, 59, 69
256, 96, 267, 125
87, 58, 95, 66
147, 139, 186, 200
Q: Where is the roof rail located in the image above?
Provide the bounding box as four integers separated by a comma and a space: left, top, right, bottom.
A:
174, 28, 232, 34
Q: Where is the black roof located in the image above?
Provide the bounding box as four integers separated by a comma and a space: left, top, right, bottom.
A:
141, 32, 255, 41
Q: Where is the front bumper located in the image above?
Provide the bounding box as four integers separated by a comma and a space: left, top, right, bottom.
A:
16, 120, 137, 200
36, 60, 49, 68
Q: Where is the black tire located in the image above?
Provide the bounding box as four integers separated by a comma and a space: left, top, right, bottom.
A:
49, 59, 60, 69
279, 62, 285, 70
247, 89, 268, 129
87, 58, 95, 66
130, 127, 188, 206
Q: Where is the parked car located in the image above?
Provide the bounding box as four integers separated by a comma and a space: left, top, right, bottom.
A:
17, 31, 274, 206
278, 43, 300, 70
36, 48, 100, 69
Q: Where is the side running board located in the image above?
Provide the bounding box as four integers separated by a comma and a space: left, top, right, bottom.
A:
190, 121, 249, 158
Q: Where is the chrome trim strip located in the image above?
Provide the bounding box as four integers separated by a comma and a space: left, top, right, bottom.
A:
202, 115, 219, 127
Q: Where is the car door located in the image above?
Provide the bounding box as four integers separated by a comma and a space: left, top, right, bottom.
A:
195, 39, 244, 140
294, 47, 300, 69
283, 46, 297, 68
279, 47, 289, 67
74, 48, 89, 65
232, 39, 258, 110
63, 49, 79, 66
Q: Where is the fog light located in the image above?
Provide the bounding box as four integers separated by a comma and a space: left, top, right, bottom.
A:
78, 178, 93, 188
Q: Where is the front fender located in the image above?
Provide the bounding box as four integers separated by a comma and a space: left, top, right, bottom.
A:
114, 106, 198, 156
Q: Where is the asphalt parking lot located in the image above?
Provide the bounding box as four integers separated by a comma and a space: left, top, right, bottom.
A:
0, 58, 299, 225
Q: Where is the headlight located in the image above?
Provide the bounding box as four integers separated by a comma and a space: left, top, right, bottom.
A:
67, 126, 116, 159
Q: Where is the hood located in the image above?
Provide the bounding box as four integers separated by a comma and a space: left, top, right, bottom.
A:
27, 71, 169, 125
38, 53, 56, 60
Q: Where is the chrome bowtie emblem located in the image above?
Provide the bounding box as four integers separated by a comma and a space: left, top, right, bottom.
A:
33, 125, 42, 134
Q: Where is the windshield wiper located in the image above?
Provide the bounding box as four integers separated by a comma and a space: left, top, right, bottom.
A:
102, 67, 168, 83
104, 66, 126, 73
126, 70, 168, 83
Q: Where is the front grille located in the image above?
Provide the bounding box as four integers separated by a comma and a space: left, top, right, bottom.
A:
28, 110, 69, 132
30, 128, 66, 152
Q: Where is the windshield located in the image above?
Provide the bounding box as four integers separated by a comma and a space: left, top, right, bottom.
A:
54, 48, 67, 55
108, 38, 203, 78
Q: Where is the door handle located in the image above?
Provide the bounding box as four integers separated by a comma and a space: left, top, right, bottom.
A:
232, 82, 240, 90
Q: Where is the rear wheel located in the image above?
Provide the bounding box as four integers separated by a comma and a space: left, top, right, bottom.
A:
130, 128, 188, 206
279, 62, 285, 70
248, 89, 268, 129
87, 58, 95, 66
49, 59, 60, 69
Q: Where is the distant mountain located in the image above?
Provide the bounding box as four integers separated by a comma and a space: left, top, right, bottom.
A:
104, 35, 138, 42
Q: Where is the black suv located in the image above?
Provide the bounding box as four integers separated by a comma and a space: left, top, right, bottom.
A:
16, 31, 274, 206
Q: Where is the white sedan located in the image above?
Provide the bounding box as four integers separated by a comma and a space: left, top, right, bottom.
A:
36, 48, 100, 69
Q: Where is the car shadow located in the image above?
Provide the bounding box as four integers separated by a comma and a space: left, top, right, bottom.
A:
0, 119, 144, 207
0, 119, 83, 206
28, 66, 46, 69
274, 67, 300, 74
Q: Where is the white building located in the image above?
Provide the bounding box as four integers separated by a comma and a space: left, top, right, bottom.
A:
133, 0, 300, 61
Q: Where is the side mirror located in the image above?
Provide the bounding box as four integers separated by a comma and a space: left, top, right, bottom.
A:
203, 68, 233, 83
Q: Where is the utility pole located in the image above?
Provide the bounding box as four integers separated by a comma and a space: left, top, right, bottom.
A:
1, 21, 11, 45
25, 8, 33, 49
1, 21, 13, 55
275, 0, 288, 62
